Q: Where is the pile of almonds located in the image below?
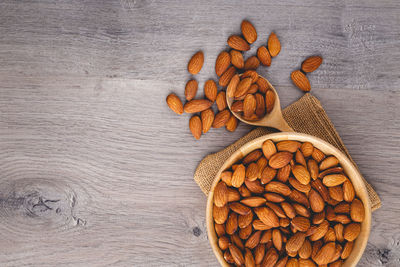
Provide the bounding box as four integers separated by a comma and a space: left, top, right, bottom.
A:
213, 140, 364, 266
166, 20, 283, 139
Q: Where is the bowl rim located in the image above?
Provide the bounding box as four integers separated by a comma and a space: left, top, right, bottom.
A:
206, 132, 371, 267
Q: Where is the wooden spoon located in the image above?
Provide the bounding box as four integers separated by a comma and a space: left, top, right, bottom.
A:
226, 75, 293, 132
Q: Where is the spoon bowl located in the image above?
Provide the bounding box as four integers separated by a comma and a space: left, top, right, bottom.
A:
226, 75, 293, 132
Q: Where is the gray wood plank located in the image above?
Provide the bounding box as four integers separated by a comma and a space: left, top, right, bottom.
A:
0, 0, 399, 266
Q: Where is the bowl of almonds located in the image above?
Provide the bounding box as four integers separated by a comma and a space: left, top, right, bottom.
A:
206, 132, 371, 267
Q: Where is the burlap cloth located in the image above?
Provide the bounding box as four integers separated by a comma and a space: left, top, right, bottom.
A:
194, 93, 381, 211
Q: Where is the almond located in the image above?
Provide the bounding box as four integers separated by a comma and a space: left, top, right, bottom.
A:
329, 186, 344, 202
266, 202, 286, 218
253, 219, 273, 230
289, 190, 310, 208
256, 157, 268, 172
312, 211, 325, 224
241, 20, 257, 44
289, 177, 311, 193
239, 224, 253, 239
334, 223, 344, 242
341, 241, 354, 259
243, 94, 257, 118
309, 189, 325, 213
227, 188, 241, 202
254, 207, 279, 227
230, 202, 251, 215
244, 56, 260, 70
235, 77, 253, 98
215, 51, 231, 76
298, 259, 316, 267
243, 149, 263, 164
319, 156, 339, 171
212, 109, 231, 128
292, 165, 311, 185
301, 56, 323, 73
262, 140, 277, 159
272, 229, 283, 251
239, 184, 252, 197
262, 248, 279, 267
350, 199, 365, 222
189, 115, 202, 140
220, 171, 232, 186
245, 179, 264, 194
291, 216, 311, 232
307, 159, 319, 180
280, 217, 290, 227
311, 179, 330, 202
275, 256, 289, 267
231, 100, 244, 112
277, 164, 291, 183
213, 204, 229, 224
245, 163, 259, 181
227, 74, 240, 97
225, 114, 238, 132
296, 150, 307, 167
269, 152, 292, 169
324, 227, 336, 242
286, 232, 306, 254
264, 193, 285, 203
301, 142, 314, 157
247, 83, 259, 94
286, 258, 299, 267
254, 244, 266, 264
330, 260, 343, 267
219, 66, 237, 87
299, 239, 312, 259
244, 248, 256, 267
215, 91, 227, 111
204, 80, 218, 102
218, 236, 229, 250
227, 35, 250, 51
310, 220, 329, 241
229, 244, 245, 266
200, 108, 214, 133
319, 167, 344, 178
261, 166, 277, 184
230, 50, 244, 69
334, 203, 350, 214
214, 223, 225, 237
226, 213, 238, 235
260, 230, 272, 243
257, 46, 272, 66
224, 250, 235, 264
311, 240, 323, 259
265, 89, 275, 113
313, 242, 336, 265
184, 79, 198, 101
238, 211, 253, 228
246, 230, 262, 249
166, 93, 184, 114
231, 233, 244, 250
343, 180, 355, 202
241, 197, 266, 207
281, 202, 296, 218
312, 148, 326, 162
242, 70, 259, 83
232, 164, 246, 188
187, 51, 204, 74
267, 32, 281, 57
214, 181, 228, 207
265, 181, 291, 196
184, 99, 212, 113
276, 140, 301, 152
291, 70, 311, 92
323, 174, 347, 187
255, 93, 266, 118
256, 76, 269, 93
335, 214, 352, 225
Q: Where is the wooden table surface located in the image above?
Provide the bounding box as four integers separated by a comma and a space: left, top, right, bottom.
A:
0, 0, 399, 266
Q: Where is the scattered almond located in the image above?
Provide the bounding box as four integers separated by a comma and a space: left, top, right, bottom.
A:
189, 115, 202, 140
215, 51, 231, 76
301, 56, 323, 73
187, 51, 204, 74
267, 32, 281, 57
291, 70, 311, 92
166, 93, 184, 115
227, 35, 250, 51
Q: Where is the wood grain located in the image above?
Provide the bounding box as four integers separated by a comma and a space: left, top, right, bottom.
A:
0, 0, 399, 266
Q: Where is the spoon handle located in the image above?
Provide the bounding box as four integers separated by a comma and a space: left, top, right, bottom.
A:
269, 114, 294, 132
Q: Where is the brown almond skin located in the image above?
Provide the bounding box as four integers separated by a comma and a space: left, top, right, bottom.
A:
243, 94, 257, 118
235, 77, 253, 98
244, 56, 260, 70
231, 164, 246, 188
291, 70, 311, 92
214, 223, 225, 237
215, 51, 231, 76
215, 91, 227, 111
226, 213, 238, 235
343, 180, 355, 202
238, 211, 254, 228
219, 66, 237, 87
244, 248, 256, 267
189, 115, 202, 140
276, 140, 301, 152
225, 115, 238, 132
231, 100, 244, 113
200, 108, 214, 134
341, 241, 354, 259
230, 202, 251, 215
166, 93, 184, 114
265, 89, 275, 113
262, 248, 279, 267
255, 93, 266, 118
214, 181, 228, 207
204, 80, 218, 102
242, 70, 259, 83
245, 230, 262, 249
227, 35, 250, 51
257, 46, 271, 66
267, 32, 281, 57
344, 223, 361, 241
254, 243, 266, 264
218, 236, 229, 250
230, 50, 244, 69
254, 207, 279, 227
227, 187, 240, 202
262, 139, 277, 159
286, 232, 306, 254
187, 51, 204, 74
185, 79, 198, 101
309, 189, 325, 213
299, 239, 312, 259
184, 99, 212, 113
269, 152, 293, 169
243, 149, 263, 164
213, 204, 229, 224
302, 56, 323, 73
241, 20, 257, 44
227, 74, 240, 98
301, 142, 314, 157
229, 244, 245, 266
239, 224, 253, 239
212, 109, 231, 128
313, 242, 336, 265
257, 77, 269, 93
291, 216, 311, 232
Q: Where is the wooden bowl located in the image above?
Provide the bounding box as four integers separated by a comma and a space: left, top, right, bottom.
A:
206, 132, 371, 267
